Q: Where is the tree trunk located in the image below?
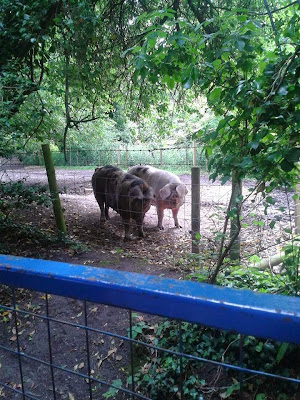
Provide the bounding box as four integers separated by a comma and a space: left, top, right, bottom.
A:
229, 170, 242, 261
191, 167, 200, 254
42, 144, 67, 235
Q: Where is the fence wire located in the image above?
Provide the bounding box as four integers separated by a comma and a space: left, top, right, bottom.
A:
0, 146, 296, 269
0, 256, 299, 399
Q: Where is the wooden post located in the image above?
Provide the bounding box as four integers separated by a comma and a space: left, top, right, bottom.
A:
192, 140, 196, 166
76, 149, 79, 166
125, 145, 128, 168
69, 145, 72, 166
42, 144, 67, 235
160, 149, 163, 165
191, 167, 200, 254
117, 145, 121, 166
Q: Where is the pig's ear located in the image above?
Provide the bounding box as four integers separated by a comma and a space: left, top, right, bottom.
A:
159, 184, 171, 200
176, 184, 187, 197
130, 187, 143, 199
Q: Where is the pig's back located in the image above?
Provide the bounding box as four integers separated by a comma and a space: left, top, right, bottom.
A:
128, 165, 180, 190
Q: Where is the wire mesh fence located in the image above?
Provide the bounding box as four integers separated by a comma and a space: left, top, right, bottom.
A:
0, 144, 297, 268
7, 144, 207, 172
0, 255, 299, 399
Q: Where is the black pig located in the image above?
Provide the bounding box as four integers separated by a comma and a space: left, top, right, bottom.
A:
92, 165, 154, 239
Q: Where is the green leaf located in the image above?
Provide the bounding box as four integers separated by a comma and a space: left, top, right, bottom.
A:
221, 52, 230, 61
239, 157, 253, 168
102, 378, 122, 398
266, 196, 275, 204
221, 175, 231, 185
284, 148, 300, 162
280, 159, 294, 172
278, 86, 288, 96
176, 37, 185, 47
266, 51, 278, 61
249, 140, 260, 150
221, 383, 240, 398
121, 46, 135, 58
276, 342, 289, 363
182, 76, 193, 89
235, 40, 245, 51
255, 394, 266, 400
237, 15, 247, 22
148, 38, 156, 47
212, 59, 222, 69
269, 220, 276, 229
208, 87, 222, 103
259, 61, 267, 73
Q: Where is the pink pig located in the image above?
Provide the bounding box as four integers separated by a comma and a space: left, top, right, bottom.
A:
128, 165, 188, 229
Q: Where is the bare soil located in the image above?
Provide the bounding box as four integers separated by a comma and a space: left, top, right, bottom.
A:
0, 167, 296, 399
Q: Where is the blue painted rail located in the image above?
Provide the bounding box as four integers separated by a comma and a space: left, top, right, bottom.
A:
0, 254, 300, 344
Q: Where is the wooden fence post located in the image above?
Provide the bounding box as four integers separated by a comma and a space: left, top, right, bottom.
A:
42, 144, 67, 235
69, 145, 72, 166
117, 145, 121, 166
125, 145, 128, 168
160, 149, 163, 165
192, 140, 196, 166
191, 167, 200, 254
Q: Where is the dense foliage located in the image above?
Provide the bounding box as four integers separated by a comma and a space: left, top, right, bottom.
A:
2, 1, 298, 186
129, 317, 300, 400
127, 3, 300, 189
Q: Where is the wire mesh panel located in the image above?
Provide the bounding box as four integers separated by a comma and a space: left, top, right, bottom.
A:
0, 255, 300, 399
0, 145, 297, 285
0, 143, 294, 268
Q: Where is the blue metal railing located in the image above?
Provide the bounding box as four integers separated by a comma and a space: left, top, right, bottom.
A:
0, 254, 300, 399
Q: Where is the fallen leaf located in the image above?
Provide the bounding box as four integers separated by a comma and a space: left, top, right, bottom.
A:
107, 347, 117, 358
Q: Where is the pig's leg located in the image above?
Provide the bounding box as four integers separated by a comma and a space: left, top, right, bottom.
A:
104, 194, 110, 220
172, 208, 181, 228
104, 204, 110, 220
157, 207, 165, 230
136, 217, 145, 238
96, 198, 106, 222
123, 218, 132, 240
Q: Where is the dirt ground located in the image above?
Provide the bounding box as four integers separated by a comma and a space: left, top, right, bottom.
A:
0, 166, 296, 399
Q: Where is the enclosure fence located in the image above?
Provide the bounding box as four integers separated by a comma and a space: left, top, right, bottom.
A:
1, 145, 297, 266
0, 143, 206, 171
0, 254, 299, 399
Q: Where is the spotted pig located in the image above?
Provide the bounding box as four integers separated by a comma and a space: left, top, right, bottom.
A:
92, 165, 154, 239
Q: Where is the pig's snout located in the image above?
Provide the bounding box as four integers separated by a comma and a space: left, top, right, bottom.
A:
168, 193, 179, 207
